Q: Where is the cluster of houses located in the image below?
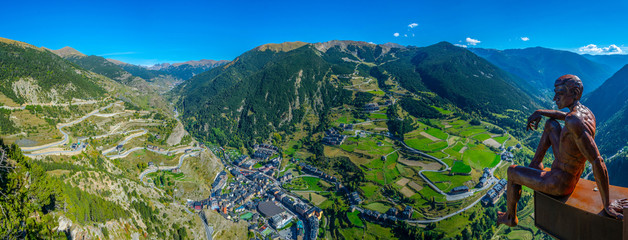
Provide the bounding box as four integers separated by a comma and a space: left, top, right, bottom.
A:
278, 172, 294, 182
267, 187, 322, 240
348, 192, 362, 205
499, 144, 521, 162
197, 168, 274, 217
146, 144, 165, 152
299, 163, 339, 185
482, 178, 508, 206
338, 123, 354, 130
252, 144, 279, 161
322, 128, 347, 146
359, 205, 413, 224
70, 142, 87, 150
475, 167, 492, 188
211, 171, 228, 194
364, 103, 380, 112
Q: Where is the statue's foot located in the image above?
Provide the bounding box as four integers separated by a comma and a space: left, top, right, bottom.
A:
496, 211, 518, 227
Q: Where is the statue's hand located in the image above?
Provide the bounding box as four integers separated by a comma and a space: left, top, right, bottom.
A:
529, 162, 544, 170
526, 111, 543, 131
605, 198, 627, 220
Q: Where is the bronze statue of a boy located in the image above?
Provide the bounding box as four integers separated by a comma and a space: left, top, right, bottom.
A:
497, 74, 626, 226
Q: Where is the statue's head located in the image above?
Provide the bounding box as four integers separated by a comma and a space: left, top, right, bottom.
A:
553, 74, 583, 109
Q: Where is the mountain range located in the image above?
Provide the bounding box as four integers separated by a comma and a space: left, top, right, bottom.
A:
1, 36, 627, 238
468, 47, 614, 95
0, 38, 108, 105
173, 40, 541, 147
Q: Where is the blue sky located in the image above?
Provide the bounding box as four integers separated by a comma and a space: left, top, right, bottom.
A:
1, 0, 627, 65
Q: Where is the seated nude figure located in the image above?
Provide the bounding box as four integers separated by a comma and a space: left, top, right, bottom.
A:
497, 74, 626, 226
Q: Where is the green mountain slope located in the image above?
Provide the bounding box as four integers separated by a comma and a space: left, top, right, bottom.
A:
469, 47, 613, 94
582, 65, 628, 156
0, 38, 106, 104
582, 65, 628, 124
175, 41, 541, 146
63, 54, 136, 83
176, 43, 352, 146
596, 104, 628, 156
395, 42, 540, 114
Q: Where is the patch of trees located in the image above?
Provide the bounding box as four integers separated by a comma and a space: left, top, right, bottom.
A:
352, 91, 375, 108
61, 184, 128, 224
370, 67, 391, 91
391, 221, 444, 240
386, 104, 415, 139
0, 109, 17, 134
399, 97, 442, 119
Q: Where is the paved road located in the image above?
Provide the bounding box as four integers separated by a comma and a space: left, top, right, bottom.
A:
21, 102, 118, 152
139, 147, 204, 182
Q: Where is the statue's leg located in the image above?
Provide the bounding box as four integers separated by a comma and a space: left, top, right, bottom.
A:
498, 165, 548, 226
530, 119, 561, 169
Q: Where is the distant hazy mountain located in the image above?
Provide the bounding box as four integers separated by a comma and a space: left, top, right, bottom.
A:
469, 47, 613, 94
582, 54, 628, 74
174, 40, 540, 146
582, 65, 628, 156
582, 65, 628, 124
0, 38, 106, 104
51, 48, 139, 84
147, 59, 230, 80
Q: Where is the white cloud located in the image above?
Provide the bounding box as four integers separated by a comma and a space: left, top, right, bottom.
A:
466, 37, 481, 46
404, 34, 408, 37
454, 44, 468, 48
393, 32, 400, 37
521, 37, 530, 41
578, 44, 623, 55
408, 23, 418, 28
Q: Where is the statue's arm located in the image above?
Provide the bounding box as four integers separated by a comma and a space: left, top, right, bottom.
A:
536, 109, 567, 120
527, 110, 567, 131
567, 118, 612, 212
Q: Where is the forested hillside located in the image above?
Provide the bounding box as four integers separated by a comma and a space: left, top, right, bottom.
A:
175, 41, 541, 148
0, 38, 106, 104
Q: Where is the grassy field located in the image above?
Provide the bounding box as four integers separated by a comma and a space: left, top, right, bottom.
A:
294, 192, 328, 206
506, 230, 533, 240
417, 185, 446, 202
364, 202, 392, 213
432, 106, 452, 115
471, 133, 491, 142
493, 136, 508, 144
369, 113, 388, 120
462, 145, 499, 169
423, 171, 472, 192
451, 160, 472, 174
383, 152, 401, 183
426, 128, 448, 140
284, 176, 325, 191
405, 137, 448, 152
459, 128, 486, 137
347, 211, 364, 227
360, 183, 380, 198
